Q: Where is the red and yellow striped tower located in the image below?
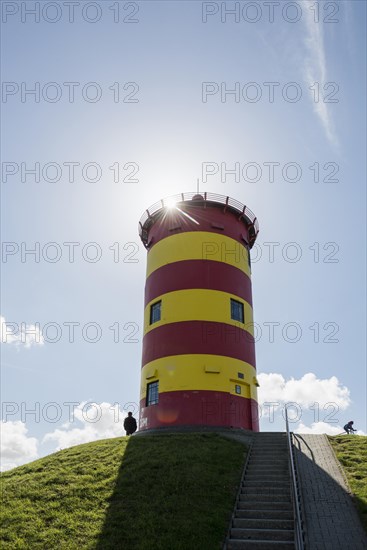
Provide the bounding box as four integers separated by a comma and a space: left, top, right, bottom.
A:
138, 192, 260, 431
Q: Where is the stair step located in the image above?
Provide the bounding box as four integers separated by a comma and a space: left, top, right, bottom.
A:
244, 479, 289, 484
240, 494, 290, 503
249, 458, 288, 461
230, 528, 294, 542
241, 487, 290, 495
251, 445, 287, 448
246, 466, 289, 470
251, 444, 288, 448
247, 464, 288, 468
251, 450, 288, 452
233, 518, 294, 530
246, 468, 289, 473
250, 450, 287, 454
251, 446, 288, 449
250, 449, 288, 453
250, 453, 288, 458
237, 501, 292, 511
246, 468, 289, 472
247, 462, 288, 466
247, 466, 287, 472
252, 440, 287, 443
247, 464, 287, 468
247, 469, 288, 473
246, 474, 289, 478
248, 461, 288, 466
252, 439, 288, 449
243, 480, 290, 487
253, 436, 287, 439
249, 460, 288, 464
247, 467, 288, 472
227, 539, 294, 549
235, 510, 293, 520
245, 474, 289, 480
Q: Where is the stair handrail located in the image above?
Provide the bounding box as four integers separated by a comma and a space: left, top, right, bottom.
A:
285, 405, 305, 550
222, 437, 253, 550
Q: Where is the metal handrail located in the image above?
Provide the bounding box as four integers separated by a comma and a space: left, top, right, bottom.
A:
285, 406, 305, 550
223, 437, 254, 550
138, 192, 259, 247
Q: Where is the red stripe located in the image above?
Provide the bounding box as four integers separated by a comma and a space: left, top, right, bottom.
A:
139, 390, 259, 431
145, 259, 252, 307
142, 321, 256, 367
147, 204, 253, 249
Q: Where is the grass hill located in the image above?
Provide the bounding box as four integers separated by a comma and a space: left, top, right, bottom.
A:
2, 433, 366, 549
328, 435, 367, 531
0, 433, 247, 550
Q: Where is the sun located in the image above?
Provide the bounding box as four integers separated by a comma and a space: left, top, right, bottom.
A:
164, 197, 177, 210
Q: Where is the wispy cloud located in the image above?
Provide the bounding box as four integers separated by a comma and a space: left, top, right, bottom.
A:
300, 2, 339, 146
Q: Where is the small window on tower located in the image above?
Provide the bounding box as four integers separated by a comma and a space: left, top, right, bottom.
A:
238, 372, 244, 379
150, 301, 161, 324
235, 385, 241, 395
230, 299, 244, 323
146, 381, 159, 406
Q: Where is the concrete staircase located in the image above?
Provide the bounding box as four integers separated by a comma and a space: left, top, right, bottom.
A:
225, 433, 295, 549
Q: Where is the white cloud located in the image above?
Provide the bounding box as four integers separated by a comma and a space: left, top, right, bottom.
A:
1, 402, 137, 471
294, 421, 366, 436
0, 315, 44, 348
0, 421, 38, 471
257, 372, 351, 411
300, 1, 338, 146
43, 401, 134, 451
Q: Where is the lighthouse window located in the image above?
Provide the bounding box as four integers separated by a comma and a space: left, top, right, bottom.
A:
235, 385, 242, 395
150, 301, 162, 324
146, 381, 159, 406
230, 299, 244, 323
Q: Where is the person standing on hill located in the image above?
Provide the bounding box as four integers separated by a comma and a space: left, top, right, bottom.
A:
343, 421, 356, 434
124, 412, 137, 436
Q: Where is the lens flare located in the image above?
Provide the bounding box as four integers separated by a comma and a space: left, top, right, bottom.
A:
165, 198, 177, 209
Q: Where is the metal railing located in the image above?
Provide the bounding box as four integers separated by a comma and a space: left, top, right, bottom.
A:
138, 191, 259, 247
285, 406, 305, 550
222, 437, 253, 550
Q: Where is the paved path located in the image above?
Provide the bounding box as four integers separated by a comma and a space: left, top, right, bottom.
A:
293, 434, 367, 550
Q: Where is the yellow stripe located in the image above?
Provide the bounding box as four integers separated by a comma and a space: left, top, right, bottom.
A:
144, 288, 254, 336
140, 355, 258, 401
147, 232, 250, 278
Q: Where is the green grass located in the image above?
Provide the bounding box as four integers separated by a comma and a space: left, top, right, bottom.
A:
0, 433, 247, 549
328, 435, 367, 531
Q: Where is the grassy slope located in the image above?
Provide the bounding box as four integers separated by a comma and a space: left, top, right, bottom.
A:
0, 433, 247, 549
328, 435, 367, 531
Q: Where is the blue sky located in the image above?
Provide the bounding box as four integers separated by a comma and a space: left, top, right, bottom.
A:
1, 0, 366, 469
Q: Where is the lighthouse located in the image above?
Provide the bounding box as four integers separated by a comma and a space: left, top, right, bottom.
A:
138, 192, 259, 431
